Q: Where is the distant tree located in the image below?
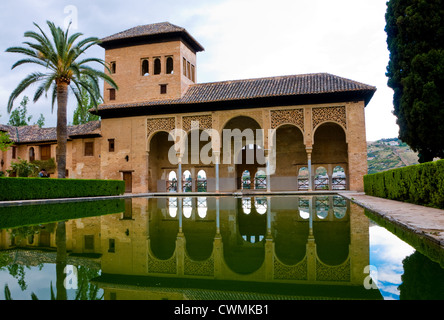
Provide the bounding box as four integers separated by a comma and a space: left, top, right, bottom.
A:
72, 76, 101, 125
35, 113, 45, 128
0, 132, 13, 152
8, 96, 32, 126
385, 0, 444, 163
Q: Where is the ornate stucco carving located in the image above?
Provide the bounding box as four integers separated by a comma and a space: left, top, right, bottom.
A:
312, 106, 347, 130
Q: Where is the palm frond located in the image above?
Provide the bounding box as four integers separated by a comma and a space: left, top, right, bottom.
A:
7, 72, 47, 112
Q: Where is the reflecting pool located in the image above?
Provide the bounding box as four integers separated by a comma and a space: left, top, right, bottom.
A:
0, 196, 443, 300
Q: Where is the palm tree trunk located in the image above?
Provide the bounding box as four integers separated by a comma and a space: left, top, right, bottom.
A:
56, 82, 68, 179
56, 221, 67, 300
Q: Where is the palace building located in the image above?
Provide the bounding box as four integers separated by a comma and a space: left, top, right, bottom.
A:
0, 22, 376, 193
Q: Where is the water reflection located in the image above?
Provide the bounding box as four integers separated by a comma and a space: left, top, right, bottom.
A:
1, 196, 443, 300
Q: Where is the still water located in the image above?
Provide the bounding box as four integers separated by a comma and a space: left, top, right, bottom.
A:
0, 196, 443, 300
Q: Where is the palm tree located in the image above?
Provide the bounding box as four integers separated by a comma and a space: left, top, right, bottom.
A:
6, 21, 117, 178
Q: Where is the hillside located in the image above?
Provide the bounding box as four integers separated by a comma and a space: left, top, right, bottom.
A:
367, 138, 419, 174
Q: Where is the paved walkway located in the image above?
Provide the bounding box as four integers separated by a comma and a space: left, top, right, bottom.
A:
339, 192, 444, 248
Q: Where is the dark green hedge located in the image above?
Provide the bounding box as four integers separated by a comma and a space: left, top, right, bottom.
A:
364, 160, 444, 209
0, 199, 125, 229
0, 177, 125, 201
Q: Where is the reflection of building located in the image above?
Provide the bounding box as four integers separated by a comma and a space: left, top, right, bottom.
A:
0, 22, 375, 193
0, 196, 381, 299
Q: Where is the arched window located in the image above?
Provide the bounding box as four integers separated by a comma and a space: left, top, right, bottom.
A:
298, 167, 309, 190
332, 166, 347, 190
254, 170, 267, 190
315, 167, 328, 190
241, 170, 251, 190
141, 59, 149, 76
183, 170, 192, 192
197, 170, 207, 192
154, 58, 161, 75
167, 171, 177, 192
166, 57, 173, 74
315, 196, 329, 219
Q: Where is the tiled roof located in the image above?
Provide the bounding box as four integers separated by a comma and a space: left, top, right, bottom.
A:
1, 121, 101, 144
100, 22, 204, 52
96, 73, 376, 112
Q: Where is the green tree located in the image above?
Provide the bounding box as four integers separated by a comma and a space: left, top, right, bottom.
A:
0, 132, 13, 152
385, 0, 444, 163
35, 113, 45, 128
8, 96, 32, 126
72, 76, 101, 125
6, 21, 117, 178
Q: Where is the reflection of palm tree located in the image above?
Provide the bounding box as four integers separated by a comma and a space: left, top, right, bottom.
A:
56, 221, 67, 300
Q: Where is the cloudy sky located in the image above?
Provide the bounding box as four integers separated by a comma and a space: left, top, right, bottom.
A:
0, 0, 396, 141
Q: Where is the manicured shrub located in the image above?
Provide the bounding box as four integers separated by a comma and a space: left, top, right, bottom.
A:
364, 160, 444, 209
0, 177, 125, 201
0, 199, 125, 229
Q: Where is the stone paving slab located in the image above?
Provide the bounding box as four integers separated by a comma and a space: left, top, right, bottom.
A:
339, 192, 444, 248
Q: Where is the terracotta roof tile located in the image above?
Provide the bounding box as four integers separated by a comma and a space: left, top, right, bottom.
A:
97, 73, 376, 111
100, 22, 204, 52
1, 121, 101, 144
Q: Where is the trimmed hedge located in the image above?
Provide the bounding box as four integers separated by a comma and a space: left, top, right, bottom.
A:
364, 159, 444, 209
0, 177, 125, 201
0, 199, 125, 229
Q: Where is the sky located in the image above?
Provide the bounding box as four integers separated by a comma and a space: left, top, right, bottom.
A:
0, 0, 397, 141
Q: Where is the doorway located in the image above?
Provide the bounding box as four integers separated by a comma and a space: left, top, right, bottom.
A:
122, 171, 133, 193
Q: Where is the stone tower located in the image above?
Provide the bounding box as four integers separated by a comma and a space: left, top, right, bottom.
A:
99, 22, 205, 104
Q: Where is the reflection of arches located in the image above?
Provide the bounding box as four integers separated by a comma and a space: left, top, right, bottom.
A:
149, 198, 178, 260
275, 197, 309, 264
223, 197, 266, 274
168, 197, 177, 217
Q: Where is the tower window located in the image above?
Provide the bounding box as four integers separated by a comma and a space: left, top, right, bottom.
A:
183, 58, 187, 76
154, 58, 161, 75
110, 61, 116, 74
109, 88, 116, 101
166, 57, 174, 74
187, 61, 191, 80
191, 64, 195, 82
141, 59, 149, 76
160, 84, 167, 94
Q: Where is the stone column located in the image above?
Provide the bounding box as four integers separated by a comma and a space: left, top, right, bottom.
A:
214, 151, 220, 193
306, 147, 313, 191
177, 153, 182, 193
